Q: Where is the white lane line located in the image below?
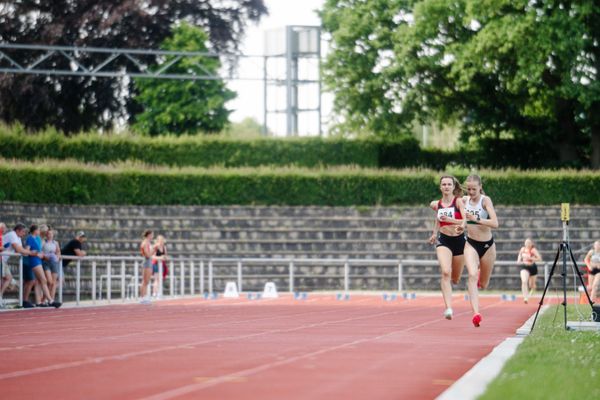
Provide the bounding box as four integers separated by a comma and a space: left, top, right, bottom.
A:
436, 306, 549, 400
0, 305, 425, 380
139, 302, 504, 400
0, 303, 384, 352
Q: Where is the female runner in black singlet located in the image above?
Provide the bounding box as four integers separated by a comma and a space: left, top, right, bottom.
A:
462, 175, 499, 327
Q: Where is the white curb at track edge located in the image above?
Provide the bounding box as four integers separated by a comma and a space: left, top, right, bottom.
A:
436, 306, 549, 400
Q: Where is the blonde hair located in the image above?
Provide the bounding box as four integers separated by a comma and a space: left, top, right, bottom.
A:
465, 174, 485, 195
156, 235, 166, 244
440, 175, 463, 197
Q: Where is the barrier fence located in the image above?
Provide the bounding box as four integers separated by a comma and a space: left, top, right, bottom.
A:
1, 253, 585, 308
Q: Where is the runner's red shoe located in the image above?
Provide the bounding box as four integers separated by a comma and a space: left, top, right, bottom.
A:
472, 313, 482, 327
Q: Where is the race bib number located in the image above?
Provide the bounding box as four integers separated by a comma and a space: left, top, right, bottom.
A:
437, 207, 455, 221
466, 209, 480, 220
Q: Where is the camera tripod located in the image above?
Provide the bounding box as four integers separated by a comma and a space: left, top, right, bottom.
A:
530, 218, 594, 332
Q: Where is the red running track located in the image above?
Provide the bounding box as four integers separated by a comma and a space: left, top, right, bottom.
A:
0, 294, 535, 400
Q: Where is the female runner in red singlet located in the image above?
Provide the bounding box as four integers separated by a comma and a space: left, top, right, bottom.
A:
516, 238, 542, 304
428, 175, 466, 320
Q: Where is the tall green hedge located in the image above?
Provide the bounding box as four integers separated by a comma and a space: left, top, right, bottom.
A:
0, 127, 425, 169
0, 125, 588, 170
1, 160, 599, 205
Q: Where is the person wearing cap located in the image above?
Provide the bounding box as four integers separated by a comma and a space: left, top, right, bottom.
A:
61, 231, 87, 267
1, 223, 39, 302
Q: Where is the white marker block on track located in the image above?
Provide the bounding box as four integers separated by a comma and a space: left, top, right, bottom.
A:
223, 281, 239, 298
262, 282, 278, 298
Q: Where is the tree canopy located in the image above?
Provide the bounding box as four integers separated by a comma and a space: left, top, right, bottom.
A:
0, 0, 267, 133
321, 0, 600, 167
132, 23, 235, 136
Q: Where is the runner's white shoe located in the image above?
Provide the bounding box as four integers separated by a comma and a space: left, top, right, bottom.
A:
444, 308, 453, 320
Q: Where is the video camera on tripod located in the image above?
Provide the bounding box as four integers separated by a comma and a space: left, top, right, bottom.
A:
530, 203, 599, 332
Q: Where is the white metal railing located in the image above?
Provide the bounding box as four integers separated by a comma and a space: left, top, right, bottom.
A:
1, 253, 586, 308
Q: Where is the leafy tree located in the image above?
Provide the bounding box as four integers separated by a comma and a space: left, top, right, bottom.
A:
132, 24, 235, 136
321, 0, 415, 138
0, 0, 267, 133
322, 0, 600, 167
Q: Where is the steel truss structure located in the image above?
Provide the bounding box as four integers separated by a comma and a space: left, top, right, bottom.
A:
0, 42, 320, 83
0, 38, 322, 135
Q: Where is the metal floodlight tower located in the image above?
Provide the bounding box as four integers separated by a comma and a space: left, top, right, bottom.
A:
263, 26, 321, 136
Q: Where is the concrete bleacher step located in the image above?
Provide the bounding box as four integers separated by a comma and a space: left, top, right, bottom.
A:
1, 202, 598, 270
1, 223, 596, 242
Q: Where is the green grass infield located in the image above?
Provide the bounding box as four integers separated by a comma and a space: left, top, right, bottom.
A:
480, 305, 600, 399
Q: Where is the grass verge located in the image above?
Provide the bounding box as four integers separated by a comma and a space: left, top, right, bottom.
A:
479, 305, 600, 399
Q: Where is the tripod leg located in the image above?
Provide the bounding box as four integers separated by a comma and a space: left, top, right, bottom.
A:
530, 244, 562, 332
566, 243, 594, 306
561, 243, 568, 330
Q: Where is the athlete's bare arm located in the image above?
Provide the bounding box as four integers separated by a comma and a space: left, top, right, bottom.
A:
429, 218, 439, 244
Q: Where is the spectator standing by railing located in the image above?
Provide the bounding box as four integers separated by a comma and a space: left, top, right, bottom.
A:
584, 240, 600, 302
23, 225, 60, 308
152, 235, 168, 298
139, 230, 156, 304
1, 222, 8, 300
0, 222, 11, 304
43, 228, 62, 302
2, 223, 37, 304
61, 231, 87, 266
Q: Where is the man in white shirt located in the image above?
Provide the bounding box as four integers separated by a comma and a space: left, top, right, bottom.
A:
1, 223, 37, 302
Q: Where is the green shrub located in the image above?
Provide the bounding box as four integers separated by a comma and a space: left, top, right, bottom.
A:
0, 124, 592, 170
1, 159, 599, 205
0, 127, 383, 168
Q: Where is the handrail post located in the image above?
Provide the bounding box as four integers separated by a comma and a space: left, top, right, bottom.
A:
76, 259, 81, 305
121, 260, 126, 302
169, 260, 174, 296
180, 260, 185, 296
107, 259, 111, 303
398, 262, 403, 292
289, 260, 294, 293
92, 261, 97, 304
134, 260, 139, 299
237, 260, 243, 293
190, 261, 195, 295
0, 258, 3, 305
208, 260, 213, 294
200, 260, 204, 294
158, 260, 163, 298
344, 261, 349, 293
58, 259, 63, 303
18, 257, 23, 307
